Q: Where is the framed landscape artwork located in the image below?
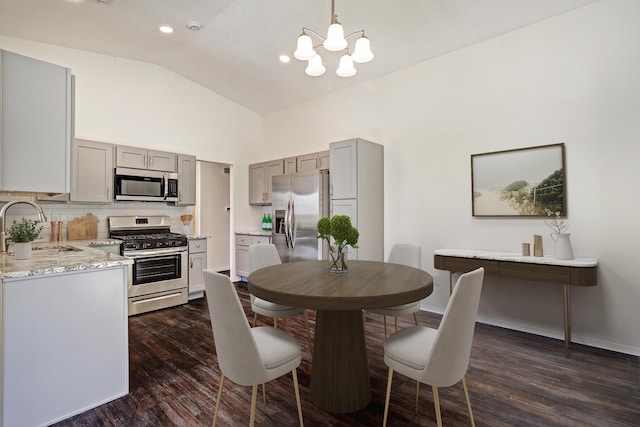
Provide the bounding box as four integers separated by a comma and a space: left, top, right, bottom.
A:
471, 143, 566, 217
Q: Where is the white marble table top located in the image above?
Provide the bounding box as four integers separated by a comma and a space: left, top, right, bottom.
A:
434, 248, 598, 267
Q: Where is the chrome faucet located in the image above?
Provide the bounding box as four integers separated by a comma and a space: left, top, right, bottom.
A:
0, 200, 48, 253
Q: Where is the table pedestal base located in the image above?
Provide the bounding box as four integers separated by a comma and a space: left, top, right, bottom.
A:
311, 310, 371, 413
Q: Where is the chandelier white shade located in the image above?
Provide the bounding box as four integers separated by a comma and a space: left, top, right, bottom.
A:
305, 53, 326, 77
294, 32, 314, 60
336, 53, 356, 77
294, 0, 373, 77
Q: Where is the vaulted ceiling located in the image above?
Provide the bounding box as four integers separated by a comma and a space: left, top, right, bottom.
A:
0, 0, 597, 114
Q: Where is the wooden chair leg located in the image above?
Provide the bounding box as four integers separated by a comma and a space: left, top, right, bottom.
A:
274, 317, 277, 329
413, 312, 419, 326
262, 383, 266, 410
432, 385, 442, 427
292, 369, 304, 427
304, 311, 313, 351
212, 374, 225, 427
415, 381, 420, 414
250, 384, 258, 427
383, 368, 394, 427
362, 310, 367, 322
394, 316, 399, 332
252, 313, 258, 327
383, 315, 388, 338
461, 376, 476, 427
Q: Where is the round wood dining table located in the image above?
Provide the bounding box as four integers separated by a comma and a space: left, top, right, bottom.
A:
248, 260, 433, 413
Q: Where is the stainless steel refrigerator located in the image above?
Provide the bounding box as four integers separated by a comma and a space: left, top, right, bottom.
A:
272, 170, 330, 262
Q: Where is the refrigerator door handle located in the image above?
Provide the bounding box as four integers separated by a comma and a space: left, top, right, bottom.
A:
284, 198, 292, 249
290, 198, 296, 248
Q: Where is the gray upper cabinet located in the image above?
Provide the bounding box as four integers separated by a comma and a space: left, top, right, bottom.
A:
330, 140, 358, 200
318, 150, 330, 170
296, 153, 319, 172
284, 157, 297, 175
115, 145, 177, 172
249, 160, 283, 205
176, 154, 196, 206
71, 139, 114, 203
0, 50, 72, 193
297, 151, 330, 172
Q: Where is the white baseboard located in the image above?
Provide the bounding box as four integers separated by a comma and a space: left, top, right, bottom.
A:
420, 306, 639, 357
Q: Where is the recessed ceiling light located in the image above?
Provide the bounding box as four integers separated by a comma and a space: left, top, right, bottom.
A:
159, 26, 174, 34
279, 55, 291, 63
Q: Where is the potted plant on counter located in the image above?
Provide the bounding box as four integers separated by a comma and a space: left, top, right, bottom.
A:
7, 218, 43, 260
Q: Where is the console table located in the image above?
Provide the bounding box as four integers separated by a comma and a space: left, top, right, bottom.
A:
433, 249, 598, 356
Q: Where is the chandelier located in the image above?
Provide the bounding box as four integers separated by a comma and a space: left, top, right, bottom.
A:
293, 0, 374, 77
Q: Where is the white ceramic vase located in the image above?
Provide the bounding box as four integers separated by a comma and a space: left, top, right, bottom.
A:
552, 233, 574, 260
14, 242, 32, 260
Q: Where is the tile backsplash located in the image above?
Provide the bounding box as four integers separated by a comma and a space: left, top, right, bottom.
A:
0, 199, 193, 243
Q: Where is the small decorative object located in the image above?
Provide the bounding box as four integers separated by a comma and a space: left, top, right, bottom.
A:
533, 235, 544, 257
522, 243, 530, 256
317, 215, 359, 274
7, 218, 44, 260
546, 209, 573, 260
180, 214, 193, 235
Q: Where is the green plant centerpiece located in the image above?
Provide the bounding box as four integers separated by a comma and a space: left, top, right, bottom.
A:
7, 218, 43, 243
317, 215, 359, 274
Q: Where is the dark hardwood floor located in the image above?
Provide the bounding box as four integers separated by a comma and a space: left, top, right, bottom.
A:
55, 281, 639, 427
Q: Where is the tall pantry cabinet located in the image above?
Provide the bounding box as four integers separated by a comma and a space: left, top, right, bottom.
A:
329, 139, 383, 261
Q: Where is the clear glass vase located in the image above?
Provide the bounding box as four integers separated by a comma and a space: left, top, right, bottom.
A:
329, 246, 348, 274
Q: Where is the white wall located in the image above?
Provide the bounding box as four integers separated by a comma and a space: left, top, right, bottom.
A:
263, 0, 640, 355
0, 35, 264, 234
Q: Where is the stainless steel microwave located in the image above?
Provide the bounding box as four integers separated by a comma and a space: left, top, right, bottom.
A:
114, 167, 179, 202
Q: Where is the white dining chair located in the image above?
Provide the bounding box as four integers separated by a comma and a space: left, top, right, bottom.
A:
249, 244, 312, 350
369, 243, 422, 337
204, 270, 304, 427
382, 267, 485, 427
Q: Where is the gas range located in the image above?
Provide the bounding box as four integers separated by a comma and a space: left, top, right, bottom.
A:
108, 215, 189, 316
108, 216, 187, 252
111, 232, 188, 251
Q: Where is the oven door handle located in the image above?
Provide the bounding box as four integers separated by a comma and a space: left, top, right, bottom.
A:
125, 248, 187, 258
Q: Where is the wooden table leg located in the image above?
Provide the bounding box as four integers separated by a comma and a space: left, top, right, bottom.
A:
563, 284, 571, 356
311, 310, 371, 413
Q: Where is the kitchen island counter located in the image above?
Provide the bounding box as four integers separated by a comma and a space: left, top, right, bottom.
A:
0, 242, 131, 279
1, 242, 131, 426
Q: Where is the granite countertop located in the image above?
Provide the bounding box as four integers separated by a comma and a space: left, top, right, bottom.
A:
186, 235, 209, 240
235, 230, 271, 237
1, 241, 132, 280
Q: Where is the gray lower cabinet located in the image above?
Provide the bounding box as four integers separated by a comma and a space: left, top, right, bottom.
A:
71, 139, 114, 203
235, 233, 271, 280
177, 154, 196, 206
188, 238, 207, 299
0, 50, 72, 193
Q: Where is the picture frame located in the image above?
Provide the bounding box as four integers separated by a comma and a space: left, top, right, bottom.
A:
471, 143, 566, 217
